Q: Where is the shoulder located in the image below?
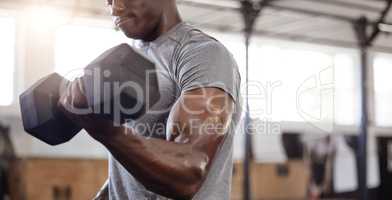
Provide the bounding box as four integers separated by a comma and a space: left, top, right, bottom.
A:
173, 23, 232, 58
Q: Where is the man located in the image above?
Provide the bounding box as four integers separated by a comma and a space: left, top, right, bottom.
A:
59, 0, 241, 199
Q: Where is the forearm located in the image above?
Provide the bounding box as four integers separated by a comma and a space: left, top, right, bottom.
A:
63, 88, 232, 199
99, 127, 210, 199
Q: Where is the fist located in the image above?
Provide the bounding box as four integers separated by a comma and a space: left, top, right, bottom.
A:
59, 78, 89, 112
58, 78, 121, 142
57, 78, 93, 131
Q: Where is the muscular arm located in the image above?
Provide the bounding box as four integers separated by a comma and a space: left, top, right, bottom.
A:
103, 88, 234, 199
61, 85, 234, 200
104, 88, 233, 199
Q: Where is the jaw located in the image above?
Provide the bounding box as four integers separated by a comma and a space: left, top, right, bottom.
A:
118, 19, 161, 41
117, 3, 182, 41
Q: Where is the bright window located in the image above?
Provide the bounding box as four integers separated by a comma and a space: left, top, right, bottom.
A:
333, 54, 358, 125
211, 32, 358, 125
0, 16, 15, 106
55, 23, 129, 80
374, 54, 392, 126
250, 46, 358, 126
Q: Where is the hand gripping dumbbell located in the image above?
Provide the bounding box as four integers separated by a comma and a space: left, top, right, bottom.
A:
19, 44, 160, 145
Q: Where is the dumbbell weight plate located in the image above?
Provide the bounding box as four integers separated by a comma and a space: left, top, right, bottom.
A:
83, 44, 160, 124
19, 73, 82, 145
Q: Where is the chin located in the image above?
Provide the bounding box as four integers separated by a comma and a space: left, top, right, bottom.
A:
119, 21, 159, 41
119, 27, 142, 39
122, 30, 142, 40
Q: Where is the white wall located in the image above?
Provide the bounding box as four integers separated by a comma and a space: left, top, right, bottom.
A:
0, 8, 110, 159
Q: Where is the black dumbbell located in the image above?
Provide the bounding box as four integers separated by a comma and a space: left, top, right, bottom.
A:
19, 44, 160, 145
82, 43, 160, 124
20, 73, 80, 145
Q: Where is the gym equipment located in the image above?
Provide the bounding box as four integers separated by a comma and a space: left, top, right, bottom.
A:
20, 73, 80, 145
19, 44, 160, 145
83, 43, 160, 123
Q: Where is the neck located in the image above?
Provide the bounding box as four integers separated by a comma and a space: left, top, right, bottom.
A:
143, 5, 182, 41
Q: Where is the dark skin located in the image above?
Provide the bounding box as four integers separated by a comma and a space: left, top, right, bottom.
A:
108, 0, 182, 41
59, 0, 235, 200
61, 81, 234, 200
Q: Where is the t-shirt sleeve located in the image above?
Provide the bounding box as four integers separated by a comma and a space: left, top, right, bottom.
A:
176, 40, 241, 102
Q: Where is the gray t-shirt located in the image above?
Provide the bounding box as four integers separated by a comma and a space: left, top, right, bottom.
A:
108, 22, 242, 200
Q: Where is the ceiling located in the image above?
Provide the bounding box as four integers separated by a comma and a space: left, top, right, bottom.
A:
177, 0, 392, 52
1, 0, 391, 52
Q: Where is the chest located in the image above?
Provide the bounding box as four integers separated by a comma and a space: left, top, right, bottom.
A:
131, 45, 180, 139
